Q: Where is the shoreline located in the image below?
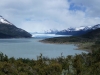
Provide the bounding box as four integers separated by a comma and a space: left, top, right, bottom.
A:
39, 40, 92, 53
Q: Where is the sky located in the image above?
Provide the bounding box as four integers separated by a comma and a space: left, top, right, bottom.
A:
0, 0, 100, 32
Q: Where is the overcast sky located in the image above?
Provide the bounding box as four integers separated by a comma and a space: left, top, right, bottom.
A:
0, 0, 100, 32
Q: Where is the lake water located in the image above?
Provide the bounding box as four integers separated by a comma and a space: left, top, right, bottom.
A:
0, 38, 87, 59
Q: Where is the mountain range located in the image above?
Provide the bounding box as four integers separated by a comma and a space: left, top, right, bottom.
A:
1, 15, 100, 38
41, 25, 100, 43
0, 16, 32, 38
45, 24, 100, 36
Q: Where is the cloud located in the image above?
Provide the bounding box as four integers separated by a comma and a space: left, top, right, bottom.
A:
0, 0, 100, 32
70, 0, 100, 17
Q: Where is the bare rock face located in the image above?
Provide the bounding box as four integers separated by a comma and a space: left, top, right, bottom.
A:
0, 16, 32, 38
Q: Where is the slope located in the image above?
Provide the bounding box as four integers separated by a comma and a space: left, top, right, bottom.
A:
0, 16, 32, 38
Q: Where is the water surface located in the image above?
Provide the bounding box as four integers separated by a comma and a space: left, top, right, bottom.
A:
0, 38, 87, 59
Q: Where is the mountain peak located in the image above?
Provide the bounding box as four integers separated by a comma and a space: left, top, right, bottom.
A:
0, 16, 13, 25
91, 24, 100, 30
0, 15, 32, 38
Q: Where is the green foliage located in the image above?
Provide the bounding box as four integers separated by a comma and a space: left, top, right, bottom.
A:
0, 50, 99, 75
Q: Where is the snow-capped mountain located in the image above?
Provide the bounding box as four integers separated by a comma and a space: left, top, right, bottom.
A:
68, 24, 100, 32
56, 24, 100, 36
75, 26, 92, 31
0, 16, 32, 38
0, 15, 13, 25
66, 26, 92, 31
91, 24, 100, 30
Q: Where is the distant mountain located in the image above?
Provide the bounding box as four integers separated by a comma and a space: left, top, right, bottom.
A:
0, 16, 32, 38
56, 24, 100, 36
91, 24, 100, 30
41, 27, 100, 45
82, 28, 100, 40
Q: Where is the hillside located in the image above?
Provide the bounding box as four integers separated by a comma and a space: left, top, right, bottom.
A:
0, 16, 32, 38
82, 28, 100, 40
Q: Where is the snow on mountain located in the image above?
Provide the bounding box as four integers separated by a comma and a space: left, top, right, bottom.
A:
44, 24, 100, 35
75, 26, 85, 31
91, 24, 100, 30
61, 26, 92, 32
74, 25, 100, 31
0, 16, 12, 25
55, 24, 100, 36
0, 15, 32, 38
83, 26, 92, 30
